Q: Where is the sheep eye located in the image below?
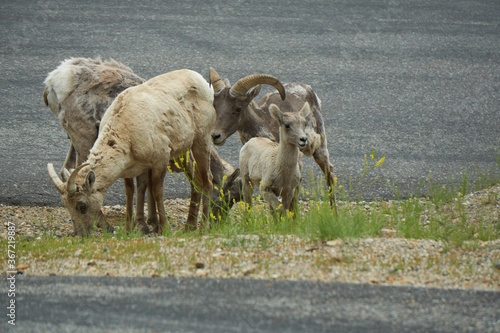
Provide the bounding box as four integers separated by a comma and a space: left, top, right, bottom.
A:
235, 107, 242, 113
284, 124, 291, 129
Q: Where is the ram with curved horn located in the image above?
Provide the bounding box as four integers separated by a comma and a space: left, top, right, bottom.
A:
209, 68, 336, 207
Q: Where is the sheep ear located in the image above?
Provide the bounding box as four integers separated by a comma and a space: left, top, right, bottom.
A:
246, 85, 261, 100
85, 170, 96, 189
299, 103, 312, 119
269, 104, 283, 123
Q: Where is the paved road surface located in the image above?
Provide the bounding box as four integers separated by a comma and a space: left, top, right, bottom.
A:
0, 0, 498, 206
3, 275, 499, 332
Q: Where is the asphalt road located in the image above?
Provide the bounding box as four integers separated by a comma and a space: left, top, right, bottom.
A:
0, 0, 498, 206
2, 275, 499, 332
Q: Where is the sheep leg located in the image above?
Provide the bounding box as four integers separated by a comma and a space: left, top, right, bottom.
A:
191, 144, 213, 228
135, 173, 152, 234
287, 187, 300, 218
281, 187, 297, 212
146, 169, 158, 227
312, 146, 337, 208
261, 184, 282, 214
242, 175, 254, 208
183, 157, 201, 230
150, 168, 167, 235
124, 178, 135, 232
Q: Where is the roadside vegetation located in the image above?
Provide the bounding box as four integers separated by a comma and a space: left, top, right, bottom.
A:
3, 148, 499, 286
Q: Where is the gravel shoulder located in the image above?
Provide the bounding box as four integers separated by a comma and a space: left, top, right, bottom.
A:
2, 186, 499, 291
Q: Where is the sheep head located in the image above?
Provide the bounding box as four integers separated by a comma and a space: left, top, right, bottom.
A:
47, 162, 108, 236
269, 103, 311, 149
209, 68, 286, 146
210, 168, 242, 221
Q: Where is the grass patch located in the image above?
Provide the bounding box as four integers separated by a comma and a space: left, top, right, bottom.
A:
5, 148, 499, 265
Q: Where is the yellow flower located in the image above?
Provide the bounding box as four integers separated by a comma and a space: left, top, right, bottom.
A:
375, 156, 385, 167
174, 159, 181, 169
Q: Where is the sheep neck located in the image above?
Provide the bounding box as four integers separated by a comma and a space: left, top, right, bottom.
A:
276, 129, 300, 171
86, 147, 126, 193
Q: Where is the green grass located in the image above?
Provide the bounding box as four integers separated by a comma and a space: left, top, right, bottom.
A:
5, 148, 499, 265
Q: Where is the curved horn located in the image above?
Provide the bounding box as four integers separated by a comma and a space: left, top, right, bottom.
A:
209, 67, 226, 93
47, 163, 65, 194
67, 163, 90, 194
229, 74, 286, 101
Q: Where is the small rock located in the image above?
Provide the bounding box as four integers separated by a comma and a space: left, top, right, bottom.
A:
194, 261, 205, 269
73, 250, 82, 257
381, 229, 398, 238
326, 239, 343, 247
243, 266, 256, 276
495, 262, 500, 271
195, 269, 207, 277
87, 259, 97, 266
16, 264, 30, 271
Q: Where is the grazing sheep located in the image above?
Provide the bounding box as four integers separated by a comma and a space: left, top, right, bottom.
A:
239, 103, 311, 214
43, 57, 155, 233
43, 57, 146, 173
47, 69, 215, 236
209, 68, 336, 207
44, 58, 240, 234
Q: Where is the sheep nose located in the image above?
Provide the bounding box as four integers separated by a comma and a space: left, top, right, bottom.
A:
299, 137, 307, 146
211, 133, 225, 146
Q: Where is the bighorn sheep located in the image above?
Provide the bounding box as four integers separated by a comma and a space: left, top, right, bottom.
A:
47, 69, 216, 235
239, 103, 311, 214
43, 57, 146, 173
209, 68, 336, 206
44, 58, 240, 234
43, 57, 151, 233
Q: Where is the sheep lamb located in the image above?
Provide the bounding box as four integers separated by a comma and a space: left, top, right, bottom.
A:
47, 69, 215, 236
239, 103, 311, 215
